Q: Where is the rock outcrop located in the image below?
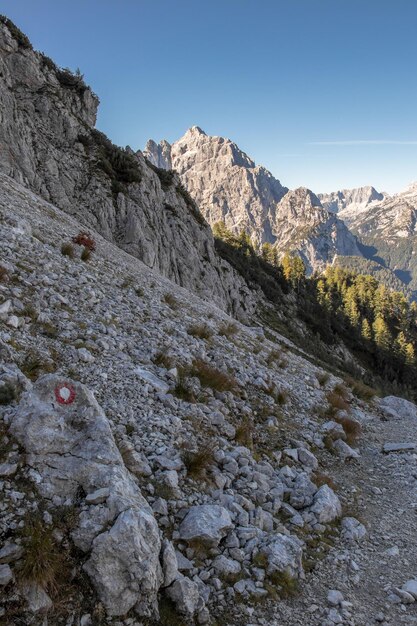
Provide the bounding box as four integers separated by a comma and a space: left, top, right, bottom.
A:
0, 19, 253, 318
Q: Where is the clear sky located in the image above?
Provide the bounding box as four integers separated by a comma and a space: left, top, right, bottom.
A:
2, 0, 417, 194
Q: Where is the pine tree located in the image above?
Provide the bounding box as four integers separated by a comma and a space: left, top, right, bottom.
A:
361, 318, 372, 341
373, 316, 392, 351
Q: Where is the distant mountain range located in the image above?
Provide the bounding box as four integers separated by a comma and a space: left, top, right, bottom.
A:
144, 130, 417, 298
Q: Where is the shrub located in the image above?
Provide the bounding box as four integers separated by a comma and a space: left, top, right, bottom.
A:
72, 232, 96, 252
234, 416, 254, 448
275, 390, 288, 406
218, 321, 238, 338
326, 390, 349, 414
173, 366, 196, 402
56, 67, 87, 94
176, 183, 206, 226
182, 440, 216, 479
153, 351, 174, 369
61, 242, 74, 258
90, 128, 142, 190
334, 414, 362, 445
163, 293, 179, 309
144, 159, 176, 191
187, 323, 213, 340
0, 382, 16, 405
344, 375, 377, 402
81, 247, 91, 262
21, 351, 55, 381
0, 266, 9, 283
316, 372, 330, 387
0, 16, 32, 49
191, 359, 237, 393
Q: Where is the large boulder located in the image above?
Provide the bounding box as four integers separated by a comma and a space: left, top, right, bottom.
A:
179, 505, 234, 548
289, 472, 317, 509
310, 485, 342, 524
10, 374, 163, 617
258, 534, 304, 580
379, 396, 417, 420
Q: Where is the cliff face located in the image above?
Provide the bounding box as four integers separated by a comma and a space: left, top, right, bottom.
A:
0, 20, 253, 317
144, 129, 360, 273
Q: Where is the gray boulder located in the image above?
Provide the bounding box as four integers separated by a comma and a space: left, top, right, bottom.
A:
166, 576, 201, 615
310, 485, 342, 523
289, 472, 317, 509
179, 505, 234, 547
258, 534, 304, 580
10, 375, 163, 618
341, 517, 367, 543
379, 396, 417, 420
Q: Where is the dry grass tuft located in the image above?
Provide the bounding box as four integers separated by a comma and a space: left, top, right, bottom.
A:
218, 321, 238, 338
153, 351, 174, 369
182, 440, 216, 480
326, 390, 349, 414
334, 414, 362, 445
18, 515, 70, 593
187, 323, 213, 340
234, 416, 254, 448
191, 359, 237, 393
163, 293, 180, 309
344, 375, 377, 402
60, 242, 74, 258
316, 372, 330, 387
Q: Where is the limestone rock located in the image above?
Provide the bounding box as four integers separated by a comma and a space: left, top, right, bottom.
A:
310, 485, 342, 524
258, 534, 304, 580
179, 505, 234, 547
166, 576, 201, 616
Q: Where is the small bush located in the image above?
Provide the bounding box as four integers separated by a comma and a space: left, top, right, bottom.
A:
334, 414, 362, 445
234, 416, 254, 448
61, 242, 74, 258
72, 232, 96, 252
0, 382, 16, 405
312, 471, 337, 491
187, 323, 213, 340
182, 440, 216, 479
191, 359, 237, 393
38, 321, 59, 339
0, 266, 9, 283
275, 390, 288, 406
81, 247, 91, 262
18, 515, 69, 593
218, 321, 238, 338
326, 391, 349, 414
173, 366, 196, 402
163, 293, 179, 310
316, 372, 330, 387
153, 351, 174, 369
21, 351, 55, 381
0, 15, 32, 49
345, 376, 376, 402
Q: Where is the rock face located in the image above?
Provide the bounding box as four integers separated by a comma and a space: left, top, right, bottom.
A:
10, 374, 163, 617
319, 186, 385, 222
0, 20, 253, 318
144, 129, 361, 273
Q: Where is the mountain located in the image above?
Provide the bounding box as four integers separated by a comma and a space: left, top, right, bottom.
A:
144, 129, 361, 273
0, 18, 252, 318
318, 186, 386, 223
343, 182, 417, 293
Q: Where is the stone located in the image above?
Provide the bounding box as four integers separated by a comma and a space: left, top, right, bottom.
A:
379, 396, 417, 420
383, 442, 416, 453
212, 555, 241, 578
327, 589, 344, 606
289, 472, 317, 509
310, 485, 342, 523
179, 505, 234, 547
341, 517, 367, 543
0, 462, 18, 477
333, 439, 360, 460
297, 447, 318, 470
258, 534, 304, 580
402, 579, 417, 600
6, 315, 19, 328
83, 508, 163, 617
77, 347, 95, 363
166, 576, 201, 616
21, 582, 53, 612
0, 563, 13, 586
161, 540, 179, 588
85, 487, 110, 505
0, 542, 24, 563
134, 368, 170, 394
0, 299, 12, 320
11, 375, 162, 618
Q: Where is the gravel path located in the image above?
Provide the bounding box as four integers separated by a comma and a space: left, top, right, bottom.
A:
262, 406, 417, 626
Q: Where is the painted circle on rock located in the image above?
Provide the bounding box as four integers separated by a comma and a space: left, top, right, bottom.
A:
54, 383, 76, 405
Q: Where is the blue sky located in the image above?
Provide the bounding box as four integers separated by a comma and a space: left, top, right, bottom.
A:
2, 0, 417, 193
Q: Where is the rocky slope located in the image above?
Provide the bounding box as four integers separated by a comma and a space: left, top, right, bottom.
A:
144, 130, 361, 274
0, 18, 253, 318
1, 169, 417, 626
